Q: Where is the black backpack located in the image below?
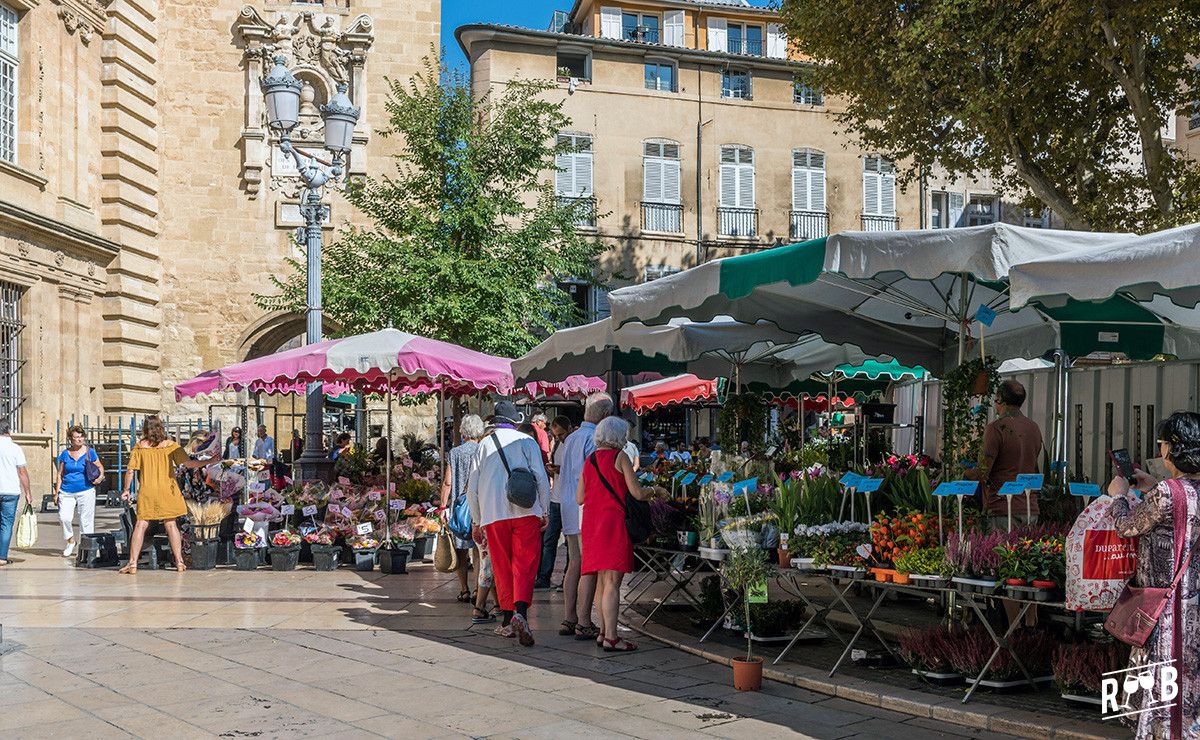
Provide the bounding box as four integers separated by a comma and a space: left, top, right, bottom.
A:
491, 433, 538, 509
589, 452, 652, 544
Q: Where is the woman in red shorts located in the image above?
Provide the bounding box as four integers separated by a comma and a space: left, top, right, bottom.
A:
577, 416, 648, 652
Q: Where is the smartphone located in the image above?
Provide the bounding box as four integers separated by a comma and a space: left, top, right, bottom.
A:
1109, 448, 1135, 479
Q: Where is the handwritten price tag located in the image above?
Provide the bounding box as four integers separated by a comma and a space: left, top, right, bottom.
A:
839, 472, 862, 487
355, 522, 373, 535
389, 500, 405, 511
242, 518, 255, 533
731, 477, 757, 497
673, 470, 687, 480
698, 474, 713, 486
1069, 482, 1102, 497
998, 481, 1025, 496
301, 505, 318, 516
280, 504, 295, 516
716, 471, 735, 482
855, 477, 884, 493
1015, 474, 1044, 490
680, 473, 697, 486
368, 491, 382, 501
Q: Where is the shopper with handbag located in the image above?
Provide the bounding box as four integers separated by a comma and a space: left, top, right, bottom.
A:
440, 414, 485, 610
0, 421, 32, 566
54, 424, 105, 557
1107, 411, 1200, 739
578, 416, 649, 652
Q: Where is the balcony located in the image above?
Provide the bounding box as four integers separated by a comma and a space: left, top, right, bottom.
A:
626, 26, 659, 44
718, 207, 758, 238
790, 210, 829, 240
861, 214, 899, 231
642, 202, 683, 233
727, 39, 764, 56
559, 196, 596, 228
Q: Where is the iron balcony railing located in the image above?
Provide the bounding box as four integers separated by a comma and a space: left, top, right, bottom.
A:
641, 202, 683, 233
728, 39, 764, 56
861, 214, 899, 231
718, 207, 758, 237
558, 196, 596, 228
790, 210, 829, 240
627, 27, 659, 44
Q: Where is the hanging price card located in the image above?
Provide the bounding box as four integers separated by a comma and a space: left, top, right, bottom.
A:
975, 303, 997, 327
747, 579, 769, 604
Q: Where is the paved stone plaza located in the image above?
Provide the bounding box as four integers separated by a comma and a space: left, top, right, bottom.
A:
0, 509, 1024, 739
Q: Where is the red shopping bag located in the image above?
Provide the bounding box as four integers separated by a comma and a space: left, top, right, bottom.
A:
1065, 495, 1138, 611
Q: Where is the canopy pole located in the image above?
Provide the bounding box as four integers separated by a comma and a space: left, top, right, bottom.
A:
437, 387, 445, 482
385, 380, 393, 532
957, 274, 969, 366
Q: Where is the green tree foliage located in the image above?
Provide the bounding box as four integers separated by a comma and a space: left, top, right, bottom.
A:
779, 0, 1200, 231
259, 56, 603, 356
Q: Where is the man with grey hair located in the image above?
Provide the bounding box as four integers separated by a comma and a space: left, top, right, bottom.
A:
0, 421, 32, 565
530, 412, 551, 467
549, 392, 612, 639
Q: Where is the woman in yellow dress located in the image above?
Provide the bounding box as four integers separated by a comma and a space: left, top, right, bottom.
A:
119, 416, 188, 574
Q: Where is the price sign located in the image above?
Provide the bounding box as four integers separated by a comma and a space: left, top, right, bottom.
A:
1069, 482, 1102, 497
355, 522, 373, 535
338, 476, 351, 485
673, 470, 687, 480
855, 477, 884, 493
933, 482, 958, 497
389, 500, 405, 511
716, 471, 735, 482
747, 579, 769, 604
280, 504, 295, 516
949, 480, 979, 496
839, 472, 862, 487
1050, 460, 1068, 472
731, 477, 757, 497
975, 303, 997, 327
249, 482, 266, 493
301, 505, 318, 516
779, 532, 789, 546
855, 543, 873, 560
680, 473, 697, 486
998, 481, 1026, 496
639, 472, 654, 482
242, 518, 255, 533
698, 474, 714, 486
1015, 474, 1044, 490
368, 491, 382, 501
388, 483, 396, 493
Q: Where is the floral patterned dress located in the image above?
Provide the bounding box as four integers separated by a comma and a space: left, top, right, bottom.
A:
1108, 478, 1200, 739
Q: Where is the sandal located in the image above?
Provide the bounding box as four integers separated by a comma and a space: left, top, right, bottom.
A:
602, 637, 638, 652
494, 624, 514, 638
472, 607, 496, 624
558, 620, 578, 636
574, 623, 600, 641
118, 564, 137, 575
456, 590, 473, 603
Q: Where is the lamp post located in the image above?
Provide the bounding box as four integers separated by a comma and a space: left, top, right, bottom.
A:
260, 56, 360, 482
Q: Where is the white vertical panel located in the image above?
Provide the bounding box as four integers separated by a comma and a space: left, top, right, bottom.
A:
663, 10, 685, 46
707, 17, 727, 52
599, 6, 622, 39
766, 23, 786, 58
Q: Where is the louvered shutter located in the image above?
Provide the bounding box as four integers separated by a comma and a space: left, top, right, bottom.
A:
663, 10, 684, 46
555, 135, 573, 196
644, 155, 663, 202
766, 23, 786, 58
575, 142, 593, 196
809, 151, 826, 211
949, 192, 965, 227
591, 286, 611, 321
738, 158, 754, 208
720, 147, 737, 207
707, 17, 727, 52
792, 161, 805, 211
863, 157, 880, 215
663, 156, 680, 203
599, 7, 622, 39
880, 167, 895, 215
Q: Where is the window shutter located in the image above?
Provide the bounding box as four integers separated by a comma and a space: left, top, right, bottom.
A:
555, 138, 573, 196
792, 164, 805, 211
663, 10, 684, 46
663, 158, 680, 203
766, 23, 786, 58
707, 17, 727, 52
863, 170, 879, 215
949, 192, 965, 227
720, 164, 736, 207
600, 7, 622, 39
810, 164, 826, 212
575, 147, 593, 196
591, 286, 611, 321
881, 169, 895, 215
738, 162, 754, 208
643, 157, 663, 201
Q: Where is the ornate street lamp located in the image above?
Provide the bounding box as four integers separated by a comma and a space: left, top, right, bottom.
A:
260, 56, 360, 482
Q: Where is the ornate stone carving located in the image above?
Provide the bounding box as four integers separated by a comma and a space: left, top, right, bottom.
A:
53, 0, 109, 44
53, 250, 65, 267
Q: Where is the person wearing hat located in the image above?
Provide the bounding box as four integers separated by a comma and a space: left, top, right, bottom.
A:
465, 400, 551, 647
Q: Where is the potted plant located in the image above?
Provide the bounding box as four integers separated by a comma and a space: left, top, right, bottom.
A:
947, 530, 1005, 593
185, 499, 231, 571
1053, 642, 1128, 705
268, 530, 302, 571
770, 479, 800, 567
947, 627, 1056, 688
677, 514, 700, 552
720, 546, 774, 691
940, 356, 999, 481
305, 528, 340, 571
898, 624, 965, 685
233, 531, 262, 571
810, 521, 870, 578
895, 546, 947, 587
379, 521, 416, 575
348, 535, 380, 571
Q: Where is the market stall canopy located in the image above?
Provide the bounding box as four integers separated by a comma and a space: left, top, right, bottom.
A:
175, 329, 604, 401
620, 374, 723, 413
1009, 222, 1200, 309
174, 369, 353, 401
607, 225, 1166, 373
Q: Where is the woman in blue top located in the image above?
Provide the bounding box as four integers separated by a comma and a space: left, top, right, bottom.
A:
54, 425, 104, 558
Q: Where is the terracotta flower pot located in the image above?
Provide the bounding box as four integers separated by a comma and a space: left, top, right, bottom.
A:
1031, 579, 1057, 589
732, 656, 763, 691
971, 370, 990, 396
893, 572, 911, 585
776, 548, 790, 567
1006, 578, 1027, 586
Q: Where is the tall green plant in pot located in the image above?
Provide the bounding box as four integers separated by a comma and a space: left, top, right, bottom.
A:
770, 477, 800, 566
941, 356, 999, 481
720, 547, 773, 691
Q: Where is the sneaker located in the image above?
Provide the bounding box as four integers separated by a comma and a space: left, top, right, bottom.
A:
494, 623, 514, 638
511, 614, 535, 647
62, 541, 76, 558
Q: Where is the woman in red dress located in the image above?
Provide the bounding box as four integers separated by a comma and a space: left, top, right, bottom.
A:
578, 416, 648, 652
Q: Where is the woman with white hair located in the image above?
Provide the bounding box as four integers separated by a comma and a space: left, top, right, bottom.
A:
442, 414, 487, 610
578, 415, 648, 652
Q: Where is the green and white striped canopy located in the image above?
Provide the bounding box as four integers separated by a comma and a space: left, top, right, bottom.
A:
609, 224, 1200, 373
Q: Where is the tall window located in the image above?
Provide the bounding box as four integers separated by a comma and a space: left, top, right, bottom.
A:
0, 282, 23, 431
556, 133, 594, 226
727, 23, 763, 56
644, 60, 675, 92
721, 69, 751, 99
966, 194, 998, 226
930, 191, 964, 228
862, 155, 896, 216
792, 149, 827, 239
622, 12, 659, 43
719, 145, 756, 236
556, 49, 590, 80
0, 3, 17, 164
642, 140, 681, 233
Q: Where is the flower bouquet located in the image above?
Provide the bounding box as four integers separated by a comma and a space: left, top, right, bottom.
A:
303, 528, 334, 545
268, 530, 302, 571
270, 530, 301, 547
347, 534, 379, 572
232, 531, 262, 571
234, 531, 263, 549
719, 511, 777, 551
304, 527, 340, 571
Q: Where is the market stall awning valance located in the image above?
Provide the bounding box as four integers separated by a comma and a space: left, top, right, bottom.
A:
620, 374, 723, 413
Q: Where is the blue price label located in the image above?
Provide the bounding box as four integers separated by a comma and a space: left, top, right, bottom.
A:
639, 472, 654, 482
933, 482, 957, 497
731, 477, 757, 497
680, 473, 697, 485
1014, 474, 1044, 490
975, 303, 997, 327
1069, 482, 1102, 497
716, 471, 735, 482
698, 474, 714, 486
953, 480, 979, 496
839, 472, 862, 487
998, 481, 1026, 496
855, 477, 884, 493
673, 470, 687, 480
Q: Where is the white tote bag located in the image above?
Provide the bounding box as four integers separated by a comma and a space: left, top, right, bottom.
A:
15, 502, 38, 549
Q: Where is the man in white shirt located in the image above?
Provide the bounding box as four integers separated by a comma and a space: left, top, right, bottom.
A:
555, 392, 612, 639
535, 415, 574, 590
0, 421, 33, 565
465, 401, 551, 646
252, 425, 275, 461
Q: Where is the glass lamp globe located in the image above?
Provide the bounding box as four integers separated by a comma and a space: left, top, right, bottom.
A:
320, 84, 360, 154
260, 55, 302, 132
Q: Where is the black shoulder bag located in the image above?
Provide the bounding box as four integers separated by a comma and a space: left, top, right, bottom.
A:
491, 433, 538, 509
589, 452, 652, 544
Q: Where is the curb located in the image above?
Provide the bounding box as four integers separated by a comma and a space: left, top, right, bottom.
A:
624, 618, 1124, 740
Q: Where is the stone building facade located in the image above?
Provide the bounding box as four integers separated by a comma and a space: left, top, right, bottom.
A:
0, 0, 437, 487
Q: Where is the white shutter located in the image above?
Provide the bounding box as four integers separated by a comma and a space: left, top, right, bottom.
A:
766, 23, 786, 59
720, 164, 736, 206
663, 10, 684, 47
863, 171, 879, 216
575, 147, 592, 196
792, 165, 805, 211
809, 151, 826, 211
948, 192, 965, 227
555, 138, 573, 196
663, 158, 680, 203
707, 17, 727, 52
880, 170, 895, 216
599, 6, 622, 39
738, 163, 754, 208
643, 157, 663, 201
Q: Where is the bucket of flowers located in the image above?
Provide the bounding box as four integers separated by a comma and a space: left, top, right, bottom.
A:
233, 531, 262, 571
305, 528, 340, 571
380, 521, 416, 574
347, 534, 380, 571
810, 521, 871, 579
268, 530, 302, 571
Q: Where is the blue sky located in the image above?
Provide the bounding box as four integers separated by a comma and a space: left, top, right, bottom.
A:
442, 0, 565, 72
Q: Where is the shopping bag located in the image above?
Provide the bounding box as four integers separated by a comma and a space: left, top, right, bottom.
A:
14, 502, 38, 549
1065, 494, 1137, 611
433, 528, 458, 573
